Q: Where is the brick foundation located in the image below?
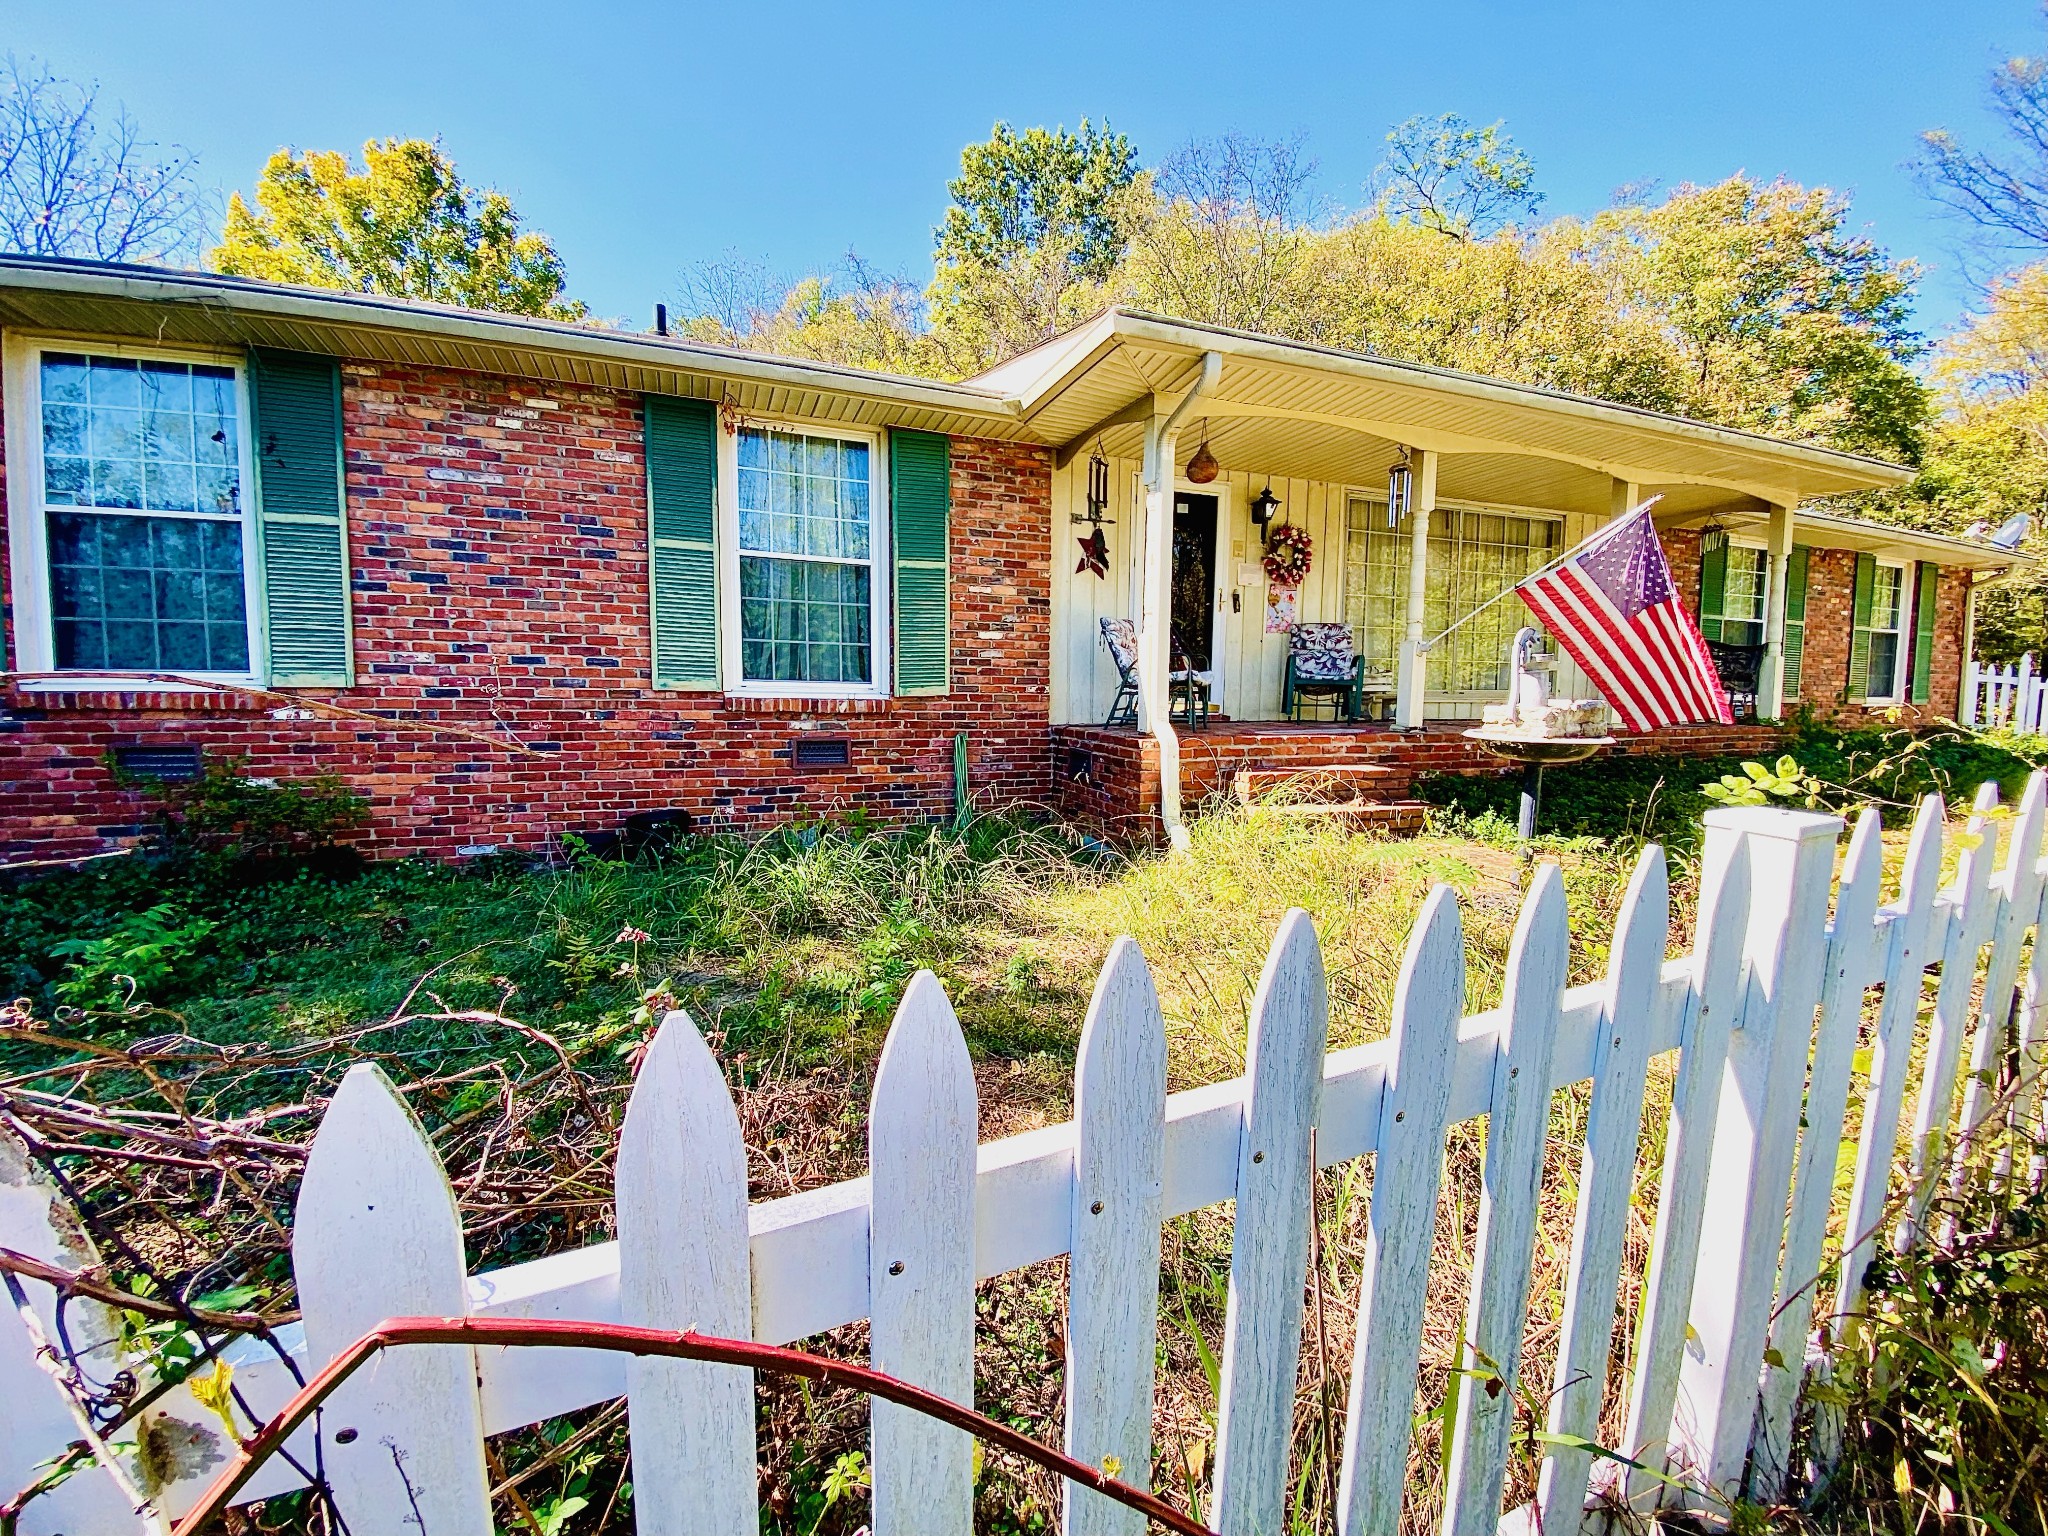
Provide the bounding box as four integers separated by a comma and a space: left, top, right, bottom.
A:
1, 365, 1053, 862
1052, 720, 1790, 839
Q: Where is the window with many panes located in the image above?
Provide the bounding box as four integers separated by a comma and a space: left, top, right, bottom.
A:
732, 425, 881, 689
1864, 562, 1907, 700
1720, 545, 1768, 647
1343, 500, 1559, 692
18, 347, 254, 677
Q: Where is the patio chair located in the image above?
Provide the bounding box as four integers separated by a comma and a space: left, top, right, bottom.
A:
1099, 617, 1212, 729
1704, 639, 1764, 721
1283, 623, 1368, 722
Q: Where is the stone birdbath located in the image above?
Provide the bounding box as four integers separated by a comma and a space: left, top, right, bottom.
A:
1461, 627, 1615, 844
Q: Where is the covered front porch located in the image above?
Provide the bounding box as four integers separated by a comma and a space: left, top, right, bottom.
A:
979, 309, 1921, 838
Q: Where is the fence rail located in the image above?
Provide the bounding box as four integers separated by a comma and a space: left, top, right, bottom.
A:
1964, 653, 2048, 732
7, 783, 2048, 1536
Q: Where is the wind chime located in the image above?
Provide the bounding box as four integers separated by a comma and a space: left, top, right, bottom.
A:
1387, 445, 1413, 528
1073, 440, 1113, 578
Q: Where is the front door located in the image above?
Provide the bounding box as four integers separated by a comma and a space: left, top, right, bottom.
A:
1172, 492, 1220, 694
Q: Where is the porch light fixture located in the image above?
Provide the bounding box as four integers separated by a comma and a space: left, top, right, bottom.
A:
1250, 483, 1282, 542
1387, 447, 1413, 528
1185, 420, 1219, 484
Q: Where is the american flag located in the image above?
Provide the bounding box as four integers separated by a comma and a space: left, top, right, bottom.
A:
1515, 508, 1732, 732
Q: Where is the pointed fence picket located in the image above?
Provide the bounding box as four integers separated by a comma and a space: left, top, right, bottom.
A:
13, 779, 2048, 1536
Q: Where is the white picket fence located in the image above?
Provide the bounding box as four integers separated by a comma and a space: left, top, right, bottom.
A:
7, 782, 2048, 1536
1964, 653, 2048, 733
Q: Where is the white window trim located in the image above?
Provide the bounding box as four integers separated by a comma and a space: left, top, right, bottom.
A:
4, 333, 264, 692
1720, 536, 1771, 644
716, 415, 891, 700
1861, 556, 1911, 705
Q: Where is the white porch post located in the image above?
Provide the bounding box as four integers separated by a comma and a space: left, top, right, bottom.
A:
1760, 501, 1795, 719
1394, 448, 1439, 729
1138, 353, 1220, 850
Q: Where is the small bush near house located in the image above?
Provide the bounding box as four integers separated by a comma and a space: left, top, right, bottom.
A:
111, 753, 371, 878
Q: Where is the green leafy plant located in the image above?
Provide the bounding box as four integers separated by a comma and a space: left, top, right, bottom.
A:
1700, 754, 1828, 809
114, 755, 369, 876
49, 902, 214, 1012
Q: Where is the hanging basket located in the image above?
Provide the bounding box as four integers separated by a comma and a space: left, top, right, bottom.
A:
1262, 523, 1313, 585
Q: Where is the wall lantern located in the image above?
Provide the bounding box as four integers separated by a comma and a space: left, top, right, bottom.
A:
1387, 447, 1413, 528
1185, 419, 1219, 484
1249, 483, 1282, 542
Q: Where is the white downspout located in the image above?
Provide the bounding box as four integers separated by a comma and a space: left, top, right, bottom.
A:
1140, 351, 1222, 852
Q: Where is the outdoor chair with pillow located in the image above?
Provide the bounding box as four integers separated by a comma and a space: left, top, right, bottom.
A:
1283, 623, 1368, 722
1100, 617, 1212, 729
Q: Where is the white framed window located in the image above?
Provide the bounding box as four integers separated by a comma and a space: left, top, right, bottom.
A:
718, 419, 889, 696
4, 336, 260, 686
1720, 543, 1769, 647
1862, 559, 1909, 702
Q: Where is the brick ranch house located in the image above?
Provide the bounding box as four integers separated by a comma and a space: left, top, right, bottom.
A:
0, 257, 2030, 861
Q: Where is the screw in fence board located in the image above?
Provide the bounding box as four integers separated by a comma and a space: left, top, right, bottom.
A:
1333, 884, 1464, 1536
868, 970, 979, 1536
1063, 938, 1168, 1536
1437, 866, 1567, 1535
1903, 782, 2002, 1247
1535, 846, 1671, 1530
1953, 772, 2048, 1187
1211, 910, 1329, 1536
1752, 808, 1886, 1498
295, 1063, 492, 1536
1671, 806, 1842, 1504
617, 1010, 757, 1535
0, 1127, 157, 1536
1617, 832, 1753, 1509
1834, 795, 1946, 1338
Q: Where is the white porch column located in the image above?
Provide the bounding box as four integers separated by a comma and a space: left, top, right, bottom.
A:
1610, 477, 1642, 521
1760, 501, 1795, 719
1394, 448, 1439, 728
1138, 353, 1220, 850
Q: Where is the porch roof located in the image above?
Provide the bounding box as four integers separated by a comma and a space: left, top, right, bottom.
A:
975, 308, 1918, 512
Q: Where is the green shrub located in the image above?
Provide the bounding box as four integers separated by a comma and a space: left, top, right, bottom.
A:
115, 755, 369, 876
48, 902, 215, 1013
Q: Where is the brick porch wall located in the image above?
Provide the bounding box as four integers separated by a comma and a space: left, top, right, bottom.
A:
1052, 720, 1789, 837
0, 363, 1054, 863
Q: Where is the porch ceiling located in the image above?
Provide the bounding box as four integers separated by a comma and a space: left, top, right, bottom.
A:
997, 310, 1917, 509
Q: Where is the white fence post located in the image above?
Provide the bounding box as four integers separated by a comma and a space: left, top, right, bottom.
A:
1670, 806, 1842, 1502
1536, 846, 1670, 1528
1212, 909, 1328, 1536
1335, 884, 1464, 1536
617, 1010, 757, 1536
1063, 938, 1168, 1536
1619, 828, 1754, 1503
1, 1129, 156, 1536
868, 971, 979, 1536
1440, 864, 1568, 1533
1752, 808, 1885, 1494
295, 1063, 493, 1536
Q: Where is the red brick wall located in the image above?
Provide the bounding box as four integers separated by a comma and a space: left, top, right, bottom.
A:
1, 362, 1053, 862
1666, 527, 1969, 725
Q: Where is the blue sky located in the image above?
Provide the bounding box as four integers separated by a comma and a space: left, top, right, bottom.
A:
19, 0, 2043, 339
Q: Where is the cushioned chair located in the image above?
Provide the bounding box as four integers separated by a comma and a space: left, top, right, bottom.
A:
1283, 623, 1368, 722
1100, 617, 1213, 729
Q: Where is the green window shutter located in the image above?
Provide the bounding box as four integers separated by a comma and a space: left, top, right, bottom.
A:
1846, 551, 1876, 701
644, 396, 719, 690
1910, 560, 1940, 705
1698, 529, 1729, 642
891, 428, 951, 696
249, 349, 352, 687
1781, 544, 1810, 704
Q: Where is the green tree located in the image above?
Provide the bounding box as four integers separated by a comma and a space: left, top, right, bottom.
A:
928, 120, 1139, 368
1369, 112, 1542, 240
211, 138, 584, 320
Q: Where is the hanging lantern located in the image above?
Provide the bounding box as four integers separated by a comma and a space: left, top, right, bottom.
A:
1185, 419, 1219, 484
1387, 448, 1412, 528
1086, 442, 1110, 523
1249, 483, 1282, 543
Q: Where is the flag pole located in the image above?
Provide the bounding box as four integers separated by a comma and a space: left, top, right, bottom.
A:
1417, 495, 1663, 654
